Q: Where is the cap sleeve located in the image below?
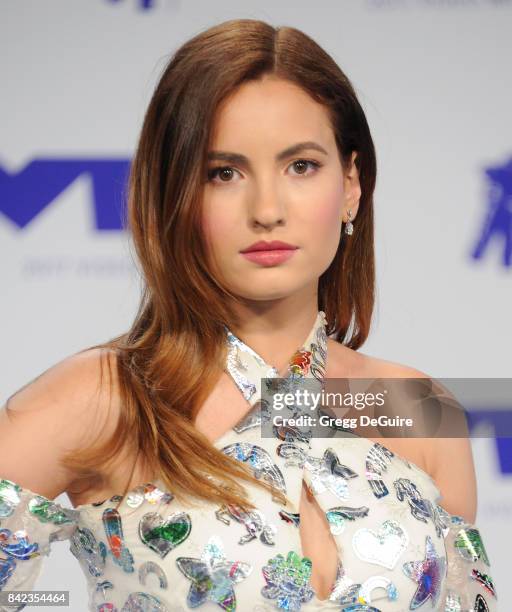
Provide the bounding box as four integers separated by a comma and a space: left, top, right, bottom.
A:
0, 478, 80, 608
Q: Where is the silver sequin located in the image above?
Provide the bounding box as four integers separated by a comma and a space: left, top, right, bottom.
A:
352, 520, 409, 570
139, 561, 168, 589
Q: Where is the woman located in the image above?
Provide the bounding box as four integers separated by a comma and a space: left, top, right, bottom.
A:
0, 18, 497, 612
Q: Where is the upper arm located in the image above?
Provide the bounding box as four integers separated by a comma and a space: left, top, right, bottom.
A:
429, 436, 477, 523
401, 366, 477, 522
370, 358, 478, 523
0, 347, 121, 500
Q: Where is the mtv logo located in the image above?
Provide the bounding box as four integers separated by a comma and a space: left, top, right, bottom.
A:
472, 156, 512, 267
467, 410, 512, 475
0, 158, 131, 231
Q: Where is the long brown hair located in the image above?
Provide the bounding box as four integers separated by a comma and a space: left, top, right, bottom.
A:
62, 18, 377, 512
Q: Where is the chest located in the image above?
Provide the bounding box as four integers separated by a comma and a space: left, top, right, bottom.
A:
193, 371, 251, 443
190, 373, 347, 599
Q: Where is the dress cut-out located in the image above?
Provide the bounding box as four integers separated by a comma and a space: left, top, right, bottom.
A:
0, 311, 497, 610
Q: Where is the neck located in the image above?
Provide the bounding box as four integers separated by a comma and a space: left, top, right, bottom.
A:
227, 292, 320, 377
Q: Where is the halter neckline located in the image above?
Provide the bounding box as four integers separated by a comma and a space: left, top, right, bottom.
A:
223, 310, 329, 411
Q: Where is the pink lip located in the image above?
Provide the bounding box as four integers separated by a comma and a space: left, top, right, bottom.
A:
240, 240, 298, 253
241, 248, 297, 267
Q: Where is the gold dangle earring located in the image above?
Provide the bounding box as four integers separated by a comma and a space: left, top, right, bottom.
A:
344, 209, 354, 235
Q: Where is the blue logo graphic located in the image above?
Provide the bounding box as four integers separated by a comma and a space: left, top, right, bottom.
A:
472, 156, 512, 267
467, 410, 512, 475
107, 0, 155, 9
0, 158, 130, 230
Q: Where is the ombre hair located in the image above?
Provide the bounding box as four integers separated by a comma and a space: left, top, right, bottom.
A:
63, 18, 377, 511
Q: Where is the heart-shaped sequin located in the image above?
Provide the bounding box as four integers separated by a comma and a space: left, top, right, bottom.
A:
352, 520, 409, 569
139, 511, 191, 558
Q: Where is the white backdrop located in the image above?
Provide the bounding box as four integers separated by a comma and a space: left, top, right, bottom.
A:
1, 0, 510, 609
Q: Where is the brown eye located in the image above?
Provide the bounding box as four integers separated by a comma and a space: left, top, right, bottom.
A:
218, 168, 233, 181
289, 159, 321, 176
207, 166, 239, 183
293, 160, 308, 174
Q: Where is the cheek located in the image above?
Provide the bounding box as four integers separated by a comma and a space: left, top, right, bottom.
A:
201, 204, 241, 266
202, 206, 227, 247
302, 187, 343, 275
311, 191, 342, 237
319, 199, 341, 224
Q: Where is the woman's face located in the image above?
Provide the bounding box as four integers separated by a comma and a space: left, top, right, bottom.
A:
201, 74, 360, 302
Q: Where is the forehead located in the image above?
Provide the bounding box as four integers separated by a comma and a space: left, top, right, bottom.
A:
209, 75, 335, 147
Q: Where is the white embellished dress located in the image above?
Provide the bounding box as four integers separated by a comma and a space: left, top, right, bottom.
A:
0, 311, 498, 611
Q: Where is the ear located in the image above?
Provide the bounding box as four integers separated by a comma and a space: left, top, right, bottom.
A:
343, 151, 362, 221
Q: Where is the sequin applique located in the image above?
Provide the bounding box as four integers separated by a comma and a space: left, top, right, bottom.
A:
325, 505, 370, 535
102, 508, 135, 573
0, 526, 40, 589
215, 504, 277, 545
28, 496, 80, 527
308, 314, 328, 381
278, 510, 300, 527
125, 483, 174, 509
474, 593, 490, 611
358, 575, 398, 606
328, 568, 398, 608
365, 443, 394, 498
233, 398, 267, 434
402, 535, 446, 609
444, 589, 462, 611
454, 527, 490, 565
303, 448, 358, 499
0, 528, 39, 562
139, 511, 192, 557
138, 560, 168, 589
95, 579, 114, 599
289, 349, 312, 377
394, 478, 447, 537
261, 550, 315, 611
352, 520, 409, 570
176, 534, 252, 611
70, 526, 107, 577
276, 442, 309, 469
121, 591, 168, 610
471, 569, 497, 598
273, 423, 312, 446
221, 442, 287, 497
97, 603, 117, 611
0, 479, 22, 518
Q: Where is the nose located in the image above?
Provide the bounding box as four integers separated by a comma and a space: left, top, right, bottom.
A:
249, 182, 286, 229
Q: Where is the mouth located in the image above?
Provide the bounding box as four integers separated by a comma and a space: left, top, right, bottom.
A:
240, 240, 298, 253
240, 244, 299, 267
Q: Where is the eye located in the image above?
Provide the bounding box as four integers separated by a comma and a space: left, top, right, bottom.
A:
206, 159, 322, 184
207, 166, 241, 184
288, 159, 322, 176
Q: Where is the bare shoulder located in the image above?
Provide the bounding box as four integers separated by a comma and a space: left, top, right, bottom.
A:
326, 339, 428, 379
0, 347, 122, 499
326, 341, 477, 521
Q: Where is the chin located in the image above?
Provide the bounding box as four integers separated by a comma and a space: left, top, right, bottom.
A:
233, 279, 311, 302
235, 289, 291, 301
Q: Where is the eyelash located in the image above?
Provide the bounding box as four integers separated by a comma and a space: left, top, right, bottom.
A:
206, 159, 322, 183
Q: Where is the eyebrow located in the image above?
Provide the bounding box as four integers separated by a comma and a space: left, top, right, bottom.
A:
207, 141, 329, 167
